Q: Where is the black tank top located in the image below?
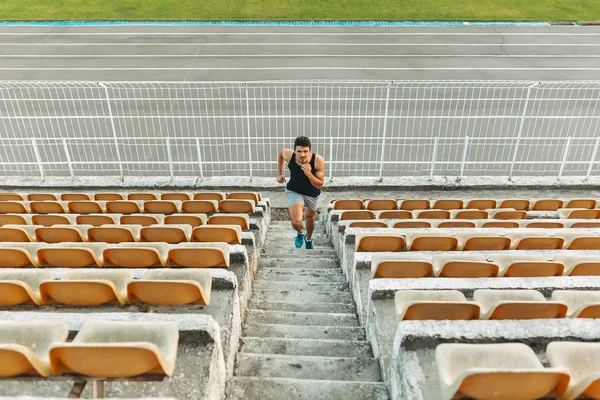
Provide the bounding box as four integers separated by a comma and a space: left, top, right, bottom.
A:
286, 153, 321, 198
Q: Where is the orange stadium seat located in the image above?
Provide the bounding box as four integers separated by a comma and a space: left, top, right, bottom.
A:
181, 200, 219, 214
161, 193, 191, 201
127, 193, 157, 201
94, 193, 124, 201
193, 192, 226, 201
60, 193, 91, 201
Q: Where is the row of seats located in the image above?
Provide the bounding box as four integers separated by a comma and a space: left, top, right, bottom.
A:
371, 252, 600, 278
0, 269, 211, 306
0, 191, 262, 202
395, 289, 600, 320
0, 224, 243, 244
347, 218, 600, 229
0, 321, 177, 378
0, 242, 230, 268
355, 230, 600, 252
331, 198, 596, 211
0, 199, 258, 215
338, 208, 600, 220
0, 213, 250, 229
436, 342, 596, 400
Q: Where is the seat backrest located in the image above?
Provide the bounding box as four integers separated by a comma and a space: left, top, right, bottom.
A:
181, 200, 219, 214
27, 193, 58, 201
60, 193, 91, 201
94, 193, 124, 201
378, 210, 412, 220
218, 199, 255, 214
207, 214, 250, 230
227, 192, 260, 203
167, 242, 229, 268
76, 214, 119, 226
332, 199, 364, 210
105, 200, 144, 214
143, 200, 181, 214
193, 192, 226, 201
165, 214, 207, 227
192, 225, 242, 244
127, 193, 158, 200
364, 199, 397, 211
120, 214, 163, 226
414, 210, 451, 219
499, 199, 530, 210
32, 214, 74, 227
466, 199, 497, 210
398, 199, 430, 210
432, 199, 464, 210
0, 193, 24, 201
339, 211, 375, 221
161, 192, 191, 201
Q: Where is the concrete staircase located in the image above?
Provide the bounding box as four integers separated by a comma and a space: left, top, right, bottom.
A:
226, 220, 389, 399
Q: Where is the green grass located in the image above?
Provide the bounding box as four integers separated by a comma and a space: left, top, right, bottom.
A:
1, 0, 599, 21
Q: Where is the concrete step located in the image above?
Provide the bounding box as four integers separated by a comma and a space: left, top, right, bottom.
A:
240, 337, 374, 358
260, 258, 340, 269
256, 268, 346, 282
243, 323, 365, 341
262, 247, 338, 259
269, 221, 327, 229
245, 309, 359, 327
248, 300, 355, 314
264, 238, 331, 249
265, 230, 328, 239
227, 377, 389, 400
234, 353, 382, 381
253, 280, 349, 292
252, 289, 353, 304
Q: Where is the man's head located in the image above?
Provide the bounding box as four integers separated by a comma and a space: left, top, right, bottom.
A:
294, 136, 312, 164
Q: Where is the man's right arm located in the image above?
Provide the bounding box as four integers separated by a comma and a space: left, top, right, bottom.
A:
277, 149, 292, 183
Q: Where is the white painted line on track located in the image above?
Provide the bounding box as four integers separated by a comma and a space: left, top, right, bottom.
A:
2, 54, 600, 58
1, 42, 599, 46
1, 32, 600, 36
2, 67, 600, 70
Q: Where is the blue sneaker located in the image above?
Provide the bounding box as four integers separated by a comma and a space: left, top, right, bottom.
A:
305, 239, 313, 250
294, 232, 306, 248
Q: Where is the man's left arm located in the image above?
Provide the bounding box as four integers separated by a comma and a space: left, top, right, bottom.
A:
301, 156, 325, 189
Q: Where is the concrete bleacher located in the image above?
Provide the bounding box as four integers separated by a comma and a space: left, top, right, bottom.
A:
0, 191, 270, 399
6, 188, 600, 399
328, 194, 600, 400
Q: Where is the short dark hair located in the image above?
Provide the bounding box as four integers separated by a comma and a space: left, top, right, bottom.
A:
294, 136, 311, 149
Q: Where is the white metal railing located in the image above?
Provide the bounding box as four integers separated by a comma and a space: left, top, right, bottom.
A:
1, 80, 599, 181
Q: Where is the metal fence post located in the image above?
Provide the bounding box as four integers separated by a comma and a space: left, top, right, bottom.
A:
61, 138, 74, 177
245, 83, 253, 180
166, 138, 174, 180
430, 137, 438, 179
378, 82, 393, 179
195, 138, 204, 180
459, 136, 469, 178
329, 136, 333, 180
98, 82, 123, 177
30, 138, 44, 180
586, 137, 600, 180
558, 136, 572, 180
509, 82, 539, 180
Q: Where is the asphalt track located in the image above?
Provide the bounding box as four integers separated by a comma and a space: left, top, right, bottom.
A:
0, 25, 600, 81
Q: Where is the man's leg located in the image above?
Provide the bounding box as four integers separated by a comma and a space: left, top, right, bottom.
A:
304, 207, 317, 241
289, 202, 305, 234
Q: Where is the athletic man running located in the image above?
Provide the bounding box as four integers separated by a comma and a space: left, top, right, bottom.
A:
277, 136, 326, 249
